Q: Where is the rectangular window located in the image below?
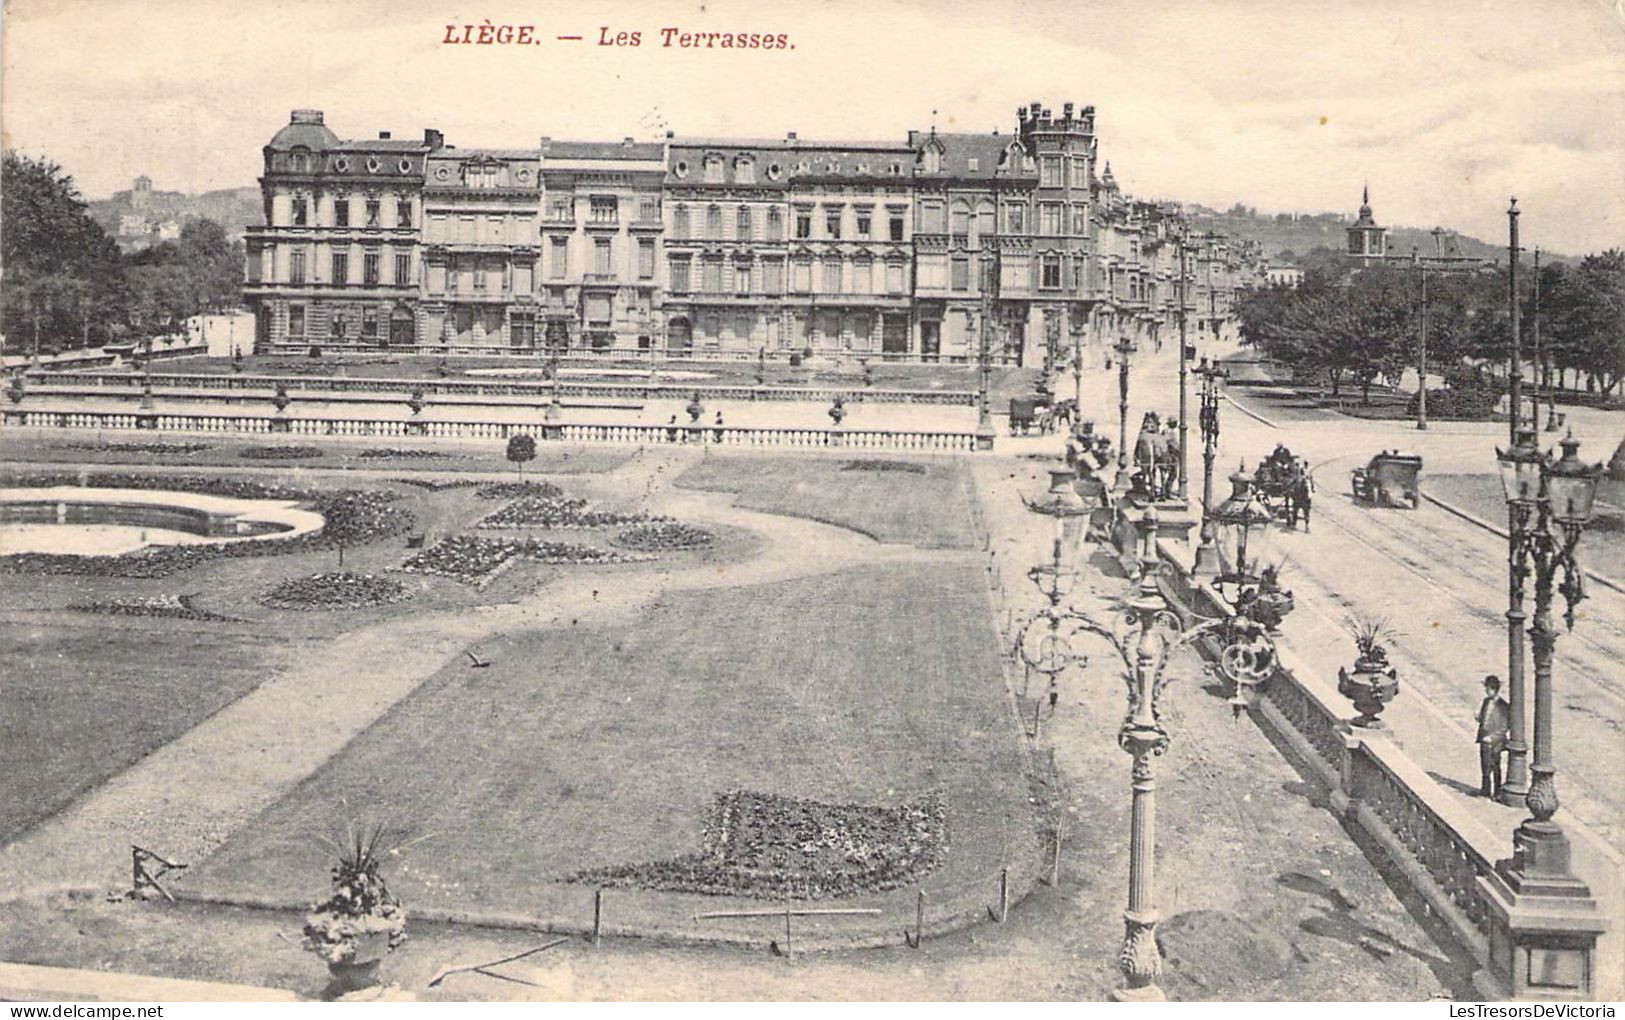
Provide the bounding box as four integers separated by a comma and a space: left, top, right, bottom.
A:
886, 261, 905, 294
856, 212, 872, 239
638, 239, 655, 279
550, 237, 568, 278
292, 199, 308, 226
594, 239, 612, 275
334, 200, 349, 228
852, 260, 872, 295
511, 312, 535, 347
767, 208, 784, 241
1071, 204, 1087, 233
362, 307, 378, 338
795, 210, 812, 239
590, 197, 618, 224
639, 196, 659, 222
366, 200, 381, 227
950, 205, 969, 236
513, 263, 532, 294
951, 257, 969, 292
290, 249, 307, 284
792, 260, 811, 293
736, 207, 752, 239
669, 256, 691, 293
1040, 156, 1061, 188
548, 195, 573, 222
1041, 204, 1062, 235
1005, 204, 1025, 232
288, 305, 306, 337
978, 205, 996, 237
673, 205, 690, 237
395, 252, 411, 285
458, 216, 476, 243
706, 206, 723, 239
363, 253, 380, 286
473, 262, 486, 290
427, 213, 447, 242
889, 213, 905, 242
825, 209, 842, 239
821, 260, 842, 293
763, 257, 784, 292
331, 252, 348, 285
446, 262, 459, 292
702, 258, 722, 293
734, 314, 751, 340
585, 294, 611, 324
1041, 255, 1062, 289
735, 262, 751, 295
1070, 156, 1088, 188
397, 201, 412, 228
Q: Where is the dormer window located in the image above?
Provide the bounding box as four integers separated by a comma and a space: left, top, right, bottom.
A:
289, 148, 311, 173
334, 156, 351, 173
766, 162, 783, 181
966, 158, 979, 172
734, 157, 756, 185
673, 160, 689, 179
921, 141, 943, 174
366, 157, 381, 174
703, 155, 725, 183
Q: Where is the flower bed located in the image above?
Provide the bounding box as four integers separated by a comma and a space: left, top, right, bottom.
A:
477, 495, 651, 530
390, 477, 483, 491
475, 480, 564, 501
66, 594, 240, 621
239, 445, 325, 460
569, 790, 947, 900
258, 572, 411, 610
840, 459, 927, 474
55, 441, 212, 456
0, 470, 322, 502
613, 521, 715, 552
400, 534, 647, 585
357, 448, 465, 460
0, 479, 412, 578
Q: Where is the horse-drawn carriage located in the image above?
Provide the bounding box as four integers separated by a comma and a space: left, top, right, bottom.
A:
1351, 451, 1423, 508
1252, 444, 1314, 530
1009, 389, 1076, 436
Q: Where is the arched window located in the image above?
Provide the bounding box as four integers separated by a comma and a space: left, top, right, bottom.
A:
950, 202, 970, 237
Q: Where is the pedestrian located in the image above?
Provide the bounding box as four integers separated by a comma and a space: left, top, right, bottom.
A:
1048, 677, 1059, 715
1476, 674, 1510, 798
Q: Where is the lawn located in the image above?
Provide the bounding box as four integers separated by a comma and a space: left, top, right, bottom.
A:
183, 561, 1035, 936
1424, 472, 1625, 583
674, 454, 979, 549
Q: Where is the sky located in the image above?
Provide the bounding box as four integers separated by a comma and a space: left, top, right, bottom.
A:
3, 0, 1623, 254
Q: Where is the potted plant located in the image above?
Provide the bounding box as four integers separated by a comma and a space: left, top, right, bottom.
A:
1337, 616, 1401, 728
1244, 561, 1295, 630
301, 823, 409, 995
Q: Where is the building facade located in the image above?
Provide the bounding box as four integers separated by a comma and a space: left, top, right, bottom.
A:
245, 105, 1266, 364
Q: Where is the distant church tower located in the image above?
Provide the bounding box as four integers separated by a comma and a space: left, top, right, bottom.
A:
132, 175, 153, 212
1346, 185, 1387, 264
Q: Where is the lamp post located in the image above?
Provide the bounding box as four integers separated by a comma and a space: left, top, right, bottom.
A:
1413, 245, 1429, 431
1177, 234, 1190, 500
1018, 472, 1093, 716
1113, 335, 1135, 492
1211, 463, 1274, 595
1192, 357, 1228, 576
1487, 429, 1607, 998
1503, 198, 1530, 805
975, 251, 998, 451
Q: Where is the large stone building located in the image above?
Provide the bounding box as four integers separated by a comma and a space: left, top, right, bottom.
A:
244, 105, 1266, 364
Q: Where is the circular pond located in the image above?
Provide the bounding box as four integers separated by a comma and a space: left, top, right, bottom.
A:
0, 487, 325, 556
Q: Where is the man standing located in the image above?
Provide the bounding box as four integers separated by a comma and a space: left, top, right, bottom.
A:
1477, 675, 1511, 798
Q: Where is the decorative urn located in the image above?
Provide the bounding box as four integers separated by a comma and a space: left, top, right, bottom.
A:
272, 383, 291, 414
686, 391, 705, 424
1338, 644, 1399, 729
828, 395, 847, 427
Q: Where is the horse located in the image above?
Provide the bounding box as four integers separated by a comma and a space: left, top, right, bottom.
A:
1288, 460, 1314, 531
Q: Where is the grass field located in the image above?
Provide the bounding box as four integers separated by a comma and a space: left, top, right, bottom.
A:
183, 561, 1033, 929
675, 455, 979, 549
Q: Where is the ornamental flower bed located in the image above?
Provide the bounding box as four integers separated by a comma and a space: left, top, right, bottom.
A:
357, 448, 465, 460
240, 445, 325, 460
474, 480, 564, 501
477, 495, 652, 530
840, 459, 927, 474
399, 534, 648, 585
0, 481, 412, 579
389, 477, 483, 491
66, 594, 239, 621
55, 441, 212, 456
259, 572, 411, 611
570, 790, 947, 900
613, 521, 715, 552
0, 470, 322, 502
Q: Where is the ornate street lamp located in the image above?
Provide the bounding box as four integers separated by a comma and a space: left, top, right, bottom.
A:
1487, 430, 1606, 997
1192, 357, 1228, 576
1210, 462, 1274, 597
1112, 335, 1136, 492
975, 251, 999, 451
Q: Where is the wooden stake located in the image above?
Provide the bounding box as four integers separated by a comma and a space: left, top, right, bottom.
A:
915, 889, 925, 948
998, 867, 1010, 923
784, 909, 792, 956
592, 888, 603, 947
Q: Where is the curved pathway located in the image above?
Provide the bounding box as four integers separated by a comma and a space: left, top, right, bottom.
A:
0, 446, 965, 897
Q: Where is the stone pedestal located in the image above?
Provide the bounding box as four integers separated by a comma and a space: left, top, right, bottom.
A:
1478, 851, 1607, 1000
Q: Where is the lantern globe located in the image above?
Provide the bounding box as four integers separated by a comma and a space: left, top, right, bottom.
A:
1546, 433, 1603, 528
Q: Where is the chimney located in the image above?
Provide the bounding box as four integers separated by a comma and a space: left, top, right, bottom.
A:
787, 131, 797, 143
665, 129, 674, 139
291, 109, 324, 125
423, 128, 444, 149
1063, 102, 1074, 119
1017, 106, 1027, 120
623, 136, 634, 146
379, 131, 392, 140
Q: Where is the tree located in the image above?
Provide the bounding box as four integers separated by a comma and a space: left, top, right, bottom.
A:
1, 152, 125, 349
506, 433, 537, 480
1545, 250, 1624, 397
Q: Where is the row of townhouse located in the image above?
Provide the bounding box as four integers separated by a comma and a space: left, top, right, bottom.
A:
243, 104, 1268, 364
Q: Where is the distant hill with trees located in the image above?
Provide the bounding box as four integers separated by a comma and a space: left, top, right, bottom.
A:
86, 179, 261, 252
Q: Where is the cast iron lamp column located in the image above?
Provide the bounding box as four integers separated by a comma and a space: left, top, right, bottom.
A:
1112, 505, 1172, 1001
1413, 245, 1429, 431
1496, 432, 1602, 882
1502, 198, 1530, 805
1192, 358, 1228, 575
974, 251, 998, 450
1113, 335, 1135, 492
1177, 235, 1190, 500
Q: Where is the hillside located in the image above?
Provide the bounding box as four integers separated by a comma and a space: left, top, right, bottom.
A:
1180, 204, 1551, 266
87, 184, 262, 249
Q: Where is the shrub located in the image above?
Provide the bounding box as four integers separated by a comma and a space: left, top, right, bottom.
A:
240, 445, 325, 460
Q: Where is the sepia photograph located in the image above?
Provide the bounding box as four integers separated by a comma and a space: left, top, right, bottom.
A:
0, 0, 1622, 1006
